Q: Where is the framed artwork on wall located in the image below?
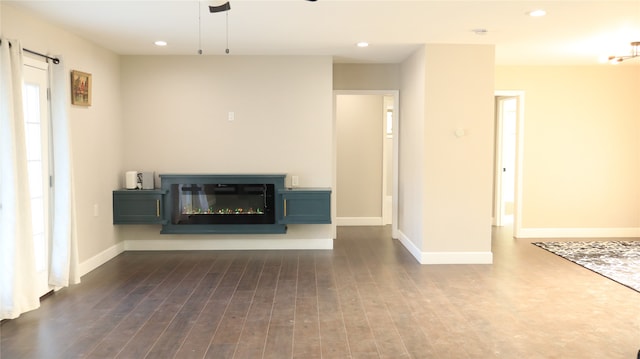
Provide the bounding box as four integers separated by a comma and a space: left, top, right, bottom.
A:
71, 70, 91, 106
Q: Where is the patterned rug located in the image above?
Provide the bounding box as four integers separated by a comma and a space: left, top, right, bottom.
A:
532, 241, 640, 293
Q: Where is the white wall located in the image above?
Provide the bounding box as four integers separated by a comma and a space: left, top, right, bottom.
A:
2, 4, 124, 266
119, 55, 334, 247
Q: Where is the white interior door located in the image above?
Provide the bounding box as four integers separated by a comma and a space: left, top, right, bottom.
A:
382, 97, 394, 225
494, 96, 518, 227
23, 57, 51, 297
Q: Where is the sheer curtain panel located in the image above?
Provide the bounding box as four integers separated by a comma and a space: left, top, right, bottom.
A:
48, 57, 80, 288
0, 38, 41, 320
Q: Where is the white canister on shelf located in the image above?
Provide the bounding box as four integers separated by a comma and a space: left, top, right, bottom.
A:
125, 171, 138, 189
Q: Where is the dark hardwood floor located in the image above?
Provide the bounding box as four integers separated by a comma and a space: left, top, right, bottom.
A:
1, 226, 639, 358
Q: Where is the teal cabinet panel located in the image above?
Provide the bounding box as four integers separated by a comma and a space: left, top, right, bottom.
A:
113, 179, 330, 231
277, 188, 331, 224
113, 190, 166, 224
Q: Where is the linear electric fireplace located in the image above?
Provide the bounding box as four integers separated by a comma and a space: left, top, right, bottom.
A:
160, 174, 286, 234
172, 183, 275, 224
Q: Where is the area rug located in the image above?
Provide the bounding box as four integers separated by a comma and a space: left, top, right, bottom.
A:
532, 241, 640, 293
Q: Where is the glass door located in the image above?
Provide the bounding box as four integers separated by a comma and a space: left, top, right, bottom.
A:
23, 57, 51, 297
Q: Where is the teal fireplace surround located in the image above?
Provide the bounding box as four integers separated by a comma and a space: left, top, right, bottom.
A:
113, 174, 331, 234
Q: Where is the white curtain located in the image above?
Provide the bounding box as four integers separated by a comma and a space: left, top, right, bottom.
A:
0, 38, 41, 320
48, 56, 80, 287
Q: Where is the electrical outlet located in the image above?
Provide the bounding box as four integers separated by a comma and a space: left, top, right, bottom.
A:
291, 175, 299, 187
228, 111, 235, 121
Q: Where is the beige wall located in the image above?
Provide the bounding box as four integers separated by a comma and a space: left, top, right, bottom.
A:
336, 95, 384, 218
119, 55, 334, 242
399, 44, 495, 262
422, 44, 495, 255
333, 63, 401, 90
496, 65, 640, 231
2, 4, 124, 264
399, 46, 426, 249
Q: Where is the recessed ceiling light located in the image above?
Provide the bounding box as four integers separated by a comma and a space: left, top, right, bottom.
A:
357, 42, 369, 48
528, 9, 546, 17
154, 40, 167, 47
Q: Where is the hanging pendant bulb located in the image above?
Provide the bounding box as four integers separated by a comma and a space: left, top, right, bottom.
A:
225, 11, 230, 54
197, 1, 203, 54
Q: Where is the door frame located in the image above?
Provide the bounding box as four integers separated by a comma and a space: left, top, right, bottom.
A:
333, 90, 399, 239
494, 90, 524, 237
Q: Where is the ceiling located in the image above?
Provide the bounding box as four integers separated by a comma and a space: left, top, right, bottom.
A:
5, 0, 640, 65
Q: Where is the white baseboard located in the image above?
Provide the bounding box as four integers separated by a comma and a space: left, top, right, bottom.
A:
397, 230, 423, 263
78, 241, 125, 277
78, 226, 636, 276
397, 230, 493, 264
336, 217, 383, 226
420, 251, 493, 264
516, 227, 640, 239
124, 238, 334, 251
78, 238, 333, 277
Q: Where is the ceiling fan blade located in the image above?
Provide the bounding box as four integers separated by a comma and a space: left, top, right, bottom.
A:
209, 2, 231, 13
208, 0, 313, 15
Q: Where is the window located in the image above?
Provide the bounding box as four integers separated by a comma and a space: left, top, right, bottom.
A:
386, 109, 393, 138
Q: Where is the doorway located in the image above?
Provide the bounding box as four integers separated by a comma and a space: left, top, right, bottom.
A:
493, 91, 524, 237
333, 91, 399, 239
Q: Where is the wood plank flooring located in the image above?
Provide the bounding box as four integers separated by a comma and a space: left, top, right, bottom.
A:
1, 225, 639, 358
